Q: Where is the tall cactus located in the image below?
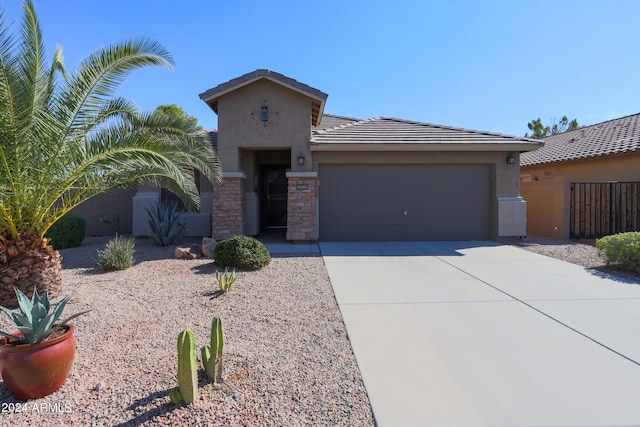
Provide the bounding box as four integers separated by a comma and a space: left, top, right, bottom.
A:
176, 329, 198, 404
201, 317, 224, 383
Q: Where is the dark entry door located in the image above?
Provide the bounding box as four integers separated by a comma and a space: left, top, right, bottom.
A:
262, 167, 288, 228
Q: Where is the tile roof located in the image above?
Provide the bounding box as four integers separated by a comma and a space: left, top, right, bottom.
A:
313, 114, 363, 131
520, 113, 640, 166
199, 69, 328, 126
311, 117, 541, 150
204, 130, 217, 150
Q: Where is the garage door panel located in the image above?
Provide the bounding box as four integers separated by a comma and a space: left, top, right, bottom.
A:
319, 164, 491, 241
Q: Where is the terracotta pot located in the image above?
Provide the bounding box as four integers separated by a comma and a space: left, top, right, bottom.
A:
0, 324, 75, 400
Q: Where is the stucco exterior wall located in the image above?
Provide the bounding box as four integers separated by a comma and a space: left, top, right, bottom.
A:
216, 79, 313, 173
521, 153, 640, 182
71, 189, 136, 236
520, 177, 571, 239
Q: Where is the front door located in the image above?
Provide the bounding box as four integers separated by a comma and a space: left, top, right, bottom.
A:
262, 166, 288, 229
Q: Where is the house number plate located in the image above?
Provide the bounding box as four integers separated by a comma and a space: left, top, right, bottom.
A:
296, 184, 308, 190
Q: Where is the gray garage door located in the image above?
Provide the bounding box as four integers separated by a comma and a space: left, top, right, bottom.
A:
318, 164, 491, 241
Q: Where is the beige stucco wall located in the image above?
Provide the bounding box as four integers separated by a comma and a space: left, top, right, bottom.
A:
216, 79, 313, 173
520, 177, 571, 239
521, 153, 640, 182
311, 150, 524, 240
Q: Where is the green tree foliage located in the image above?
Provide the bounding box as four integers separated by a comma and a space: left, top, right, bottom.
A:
0, 1, 222, 242
154, 104, 203, 133
525, 116, 579, 138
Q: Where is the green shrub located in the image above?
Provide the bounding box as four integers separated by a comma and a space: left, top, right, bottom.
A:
46, 213, 86, 249
145, 201, 187, 246
214, 235, 271, 270
97, 235, 135, 271
596, 232, 640, 273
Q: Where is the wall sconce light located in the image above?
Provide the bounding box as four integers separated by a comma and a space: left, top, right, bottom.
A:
251, 100, 278, 126
506, 153, 516, 165
297, 155, 305, 165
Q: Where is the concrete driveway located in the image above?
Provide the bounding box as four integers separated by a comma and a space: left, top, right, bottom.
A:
320, 241, 640, 427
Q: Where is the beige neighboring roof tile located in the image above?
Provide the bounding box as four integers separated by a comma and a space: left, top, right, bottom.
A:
199, 69, 328, 126
311, 117, 542, 151
521, 113, 640, 166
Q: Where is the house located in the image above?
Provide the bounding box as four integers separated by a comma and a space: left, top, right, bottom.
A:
521, 113, 640, 182
165, 69, 539, 242
520, 113, 640, 239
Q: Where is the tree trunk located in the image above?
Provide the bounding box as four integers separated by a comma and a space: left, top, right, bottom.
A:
0, 235, 62, 308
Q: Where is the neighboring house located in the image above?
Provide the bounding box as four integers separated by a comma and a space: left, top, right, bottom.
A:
520, 113, 640, 239
521, 113, 640, 182
180, 69, 540, 242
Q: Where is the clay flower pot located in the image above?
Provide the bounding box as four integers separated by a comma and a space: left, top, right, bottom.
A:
0, 324, 76, 400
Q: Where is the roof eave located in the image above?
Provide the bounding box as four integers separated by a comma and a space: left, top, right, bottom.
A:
200, 75, 327, 104
310, 142, 543, 152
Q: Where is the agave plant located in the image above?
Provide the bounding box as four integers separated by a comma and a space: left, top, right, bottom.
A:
0, 288, 90, 345
215, 268, 239, 293
146, 202, 188, 246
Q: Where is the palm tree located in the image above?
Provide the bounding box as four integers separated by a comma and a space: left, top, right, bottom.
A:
0, 1, 221, 306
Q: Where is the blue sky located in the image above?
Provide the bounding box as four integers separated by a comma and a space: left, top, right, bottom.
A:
2, 0, 639, 136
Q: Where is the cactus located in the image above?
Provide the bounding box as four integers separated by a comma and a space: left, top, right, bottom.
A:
169, 387, 183, 404
201, 317, 224, 383
177, 329, 198, 404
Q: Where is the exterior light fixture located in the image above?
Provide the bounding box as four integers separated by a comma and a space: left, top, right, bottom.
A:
251, 100, 277, 126
298, 155, 305, 165
506, 153, 516, 164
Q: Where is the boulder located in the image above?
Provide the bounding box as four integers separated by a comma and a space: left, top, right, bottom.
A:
202, 237, 217, 258
175, 245, 198, 260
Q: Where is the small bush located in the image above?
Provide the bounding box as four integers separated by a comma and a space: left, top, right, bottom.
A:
98, 235, 135, 271
596, 232, 640, 273
146, 201, 187, 246
214, 235, 271, 270
46, 213, 86, 249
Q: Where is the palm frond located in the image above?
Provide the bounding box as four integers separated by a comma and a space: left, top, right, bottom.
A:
0, 3, 219, 240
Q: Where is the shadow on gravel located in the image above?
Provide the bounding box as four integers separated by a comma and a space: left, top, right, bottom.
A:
0, 383, 23, 402
112, 388, 178, 427
190, 263, 217, 275
587, 266, 640, 285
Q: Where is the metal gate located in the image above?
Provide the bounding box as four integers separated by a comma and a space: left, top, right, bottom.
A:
570, 182, 640, 238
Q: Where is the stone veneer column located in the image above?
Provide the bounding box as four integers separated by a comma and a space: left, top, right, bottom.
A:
286, 172, 318, 241
212, 172, 246, 240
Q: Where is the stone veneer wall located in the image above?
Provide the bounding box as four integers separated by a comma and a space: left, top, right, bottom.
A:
286, 172, 318, 241
212, 174, 245, 239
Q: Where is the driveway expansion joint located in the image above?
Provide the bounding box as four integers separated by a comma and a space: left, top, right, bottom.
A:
434, 255, 640, 368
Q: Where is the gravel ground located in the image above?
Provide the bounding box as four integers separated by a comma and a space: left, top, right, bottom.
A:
3, 234, 637, 426
0, 237, 374, 426
514, 234, 640, 283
